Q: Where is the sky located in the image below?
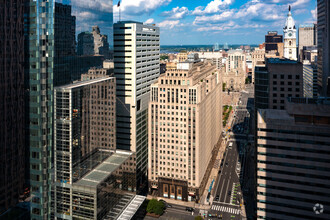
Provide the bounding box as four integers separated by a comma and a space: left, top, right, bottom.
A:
57, 0, 317, 45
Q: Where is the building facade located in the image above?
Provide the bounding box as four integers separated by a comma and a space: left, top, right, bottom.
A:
303, 63, 318, 98
148, 61, 222, 201
226, 50, 246, 73
254, 58, 303, 110
265, 31, 283, 54
283, 6, 297, 60
114, 21, 160, 191
53, 77, 121, 219
317, 0, 330, 96
298, 24, 317, 62
198, 52, 223, 70
251, 49, 265, 83
256, 98, 330, 220
54, 2, 75, 58
54, 2, 76, 87
81, 66, 114, 81
0, 0, 26, 213
25, 0, 54, 218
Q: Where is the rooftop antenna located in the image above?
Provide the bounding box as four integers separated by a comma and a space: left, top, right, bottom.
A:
117, 1, 121, 22
289, 5, 291, 12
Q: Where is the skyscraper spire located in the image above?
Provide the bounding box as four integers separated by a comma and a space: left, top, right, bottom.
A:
289, 5, 291, 12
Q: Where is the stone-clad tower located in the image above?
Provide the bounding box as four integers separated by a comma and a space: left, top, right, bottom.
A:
283, 5, 297, 60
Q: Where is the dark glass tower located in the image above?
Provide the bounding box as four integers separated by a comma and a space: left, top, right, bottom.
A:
0, 0, 26, 213
25, 0, 54, 218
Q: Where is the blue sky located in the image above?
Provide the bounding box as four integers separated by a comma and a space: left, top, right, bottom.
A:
58, 0, 317, 45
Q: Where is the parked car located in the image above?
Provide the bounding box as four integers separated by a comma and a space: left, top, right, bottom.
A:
159, 199, 172, 208
215, 195, 219, 201
186, 207, 194, 212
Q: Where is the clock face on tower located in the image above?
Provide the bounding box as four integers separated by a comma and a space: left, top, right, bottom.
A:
288, 33, 292, 37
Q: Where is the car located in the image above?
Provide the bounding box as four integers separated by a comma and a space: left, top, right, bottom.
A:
186, 207, 194, 212
228, 190, 231, 196
159, 199, 172, 208
215, 195, 219, 201
225, 162, 228, 167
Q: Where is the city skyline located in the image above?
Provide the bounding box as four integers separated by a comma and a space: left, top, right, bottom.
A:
1, 0, 329, 219
57, 0, 317, 45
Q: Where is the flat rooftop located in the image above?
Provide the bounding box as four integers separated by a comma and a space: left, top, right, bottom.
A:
74, 150, 132, 188
267, 58, 298, 64
54, 77, 113, 90
116, 21, 143, 25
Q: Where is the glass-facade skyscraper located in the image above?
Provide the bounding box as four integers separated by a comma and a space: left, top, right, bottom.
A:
0, 0, 26, 213
25, 0, 54, 218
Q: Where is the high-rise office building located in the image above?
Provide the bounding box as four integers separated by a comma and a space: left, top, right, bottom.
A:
256, 97, 330, 220
25, 0, 54, 218
254, 58, 303, 110
77, 32, 94, 56
317, 0, 330, 96
265, 31, 283, 54
114, 21, 160, 191
53, 78, 141, 219
53, 77, 121, 218
283, 6, 297, 60
54, 2, 75, 58
148, 61, 222, 201
0, 0, 26, 213
298, 24, 317, 62
54, 2, 76, 87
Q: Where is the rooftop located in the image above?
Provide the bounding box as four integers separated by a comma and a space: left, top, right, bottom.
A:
267, 57, 298, 64
74, 150, 132, 188
54, 77, 113, 90
116, 20, 143, 25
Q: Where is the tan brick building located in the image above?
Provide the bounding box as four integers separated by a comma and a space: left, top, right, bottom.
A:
148, 61, 222, 201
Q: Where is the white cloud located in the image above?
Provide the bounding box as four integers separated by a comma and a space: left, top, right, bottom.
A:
194, 10, 235, 24
161, 7, 189, 19
158, 20, 180, 29
192, 0, 234, 15
113, 0, 172, 15
71, 0, 113, 13
291, 0, 310, 8
311, 7, 317, 20
145, 18, 154, 24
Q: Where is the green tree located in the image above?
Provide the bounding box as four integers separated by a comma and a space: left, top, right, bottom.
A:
146, 199, 165, 215
146, 199, 157, 213
222, 82, 226, 91
195, 216, 203, 220
245, 77, 251, 84
154, 201, 165, 215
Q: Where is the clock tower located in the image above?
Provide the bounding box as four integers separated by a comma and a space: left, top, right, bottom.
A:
283, 5, 297, 60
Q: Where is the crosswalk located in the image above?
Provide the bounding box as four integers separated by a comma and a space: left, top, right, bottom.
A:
211, 205, 241, 215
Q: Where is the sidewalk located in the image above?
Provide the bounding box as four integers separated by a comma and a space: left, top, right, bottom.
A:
199, 99, 239, 206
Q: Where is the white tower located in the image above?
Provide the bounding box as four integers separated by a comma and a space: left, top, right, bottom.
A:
283, 5, 297, 60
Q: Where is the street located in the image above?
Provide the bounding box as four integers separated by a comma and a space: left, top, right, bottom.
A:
209, 84, 254, 220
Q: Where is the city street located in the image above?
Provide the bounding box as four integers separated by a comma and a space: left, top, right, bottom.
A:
209, 141, 243, 220
209, 84, 254, 220
144, 204, 200, 220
